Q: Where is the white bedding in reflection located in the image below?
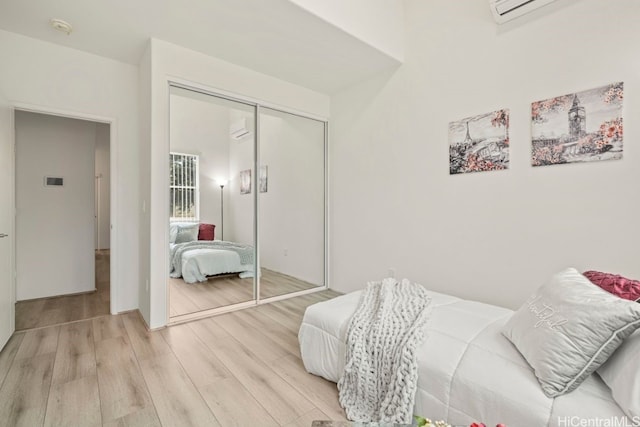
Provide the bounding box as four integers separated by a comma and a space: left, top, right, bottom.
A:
170, 243, 254, 284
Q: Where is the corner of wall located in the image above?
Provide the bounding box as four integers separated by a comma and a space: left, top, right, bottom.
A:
137, 40, 152, 325
286, 0, 405, 63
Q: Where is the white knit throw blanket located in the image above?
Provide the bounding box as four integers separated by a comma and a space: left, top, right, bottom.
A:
338, 278, 432, 424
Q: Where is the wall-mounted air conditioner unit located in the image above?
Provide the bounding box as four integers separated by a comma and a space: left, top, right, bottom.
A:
230, 118, 250, 140
490, 0, 558, 24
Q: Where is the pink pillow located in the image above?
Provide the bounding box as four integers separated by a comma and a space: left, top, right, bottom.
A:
198, 223, 215, 241
583, 270, 640, 302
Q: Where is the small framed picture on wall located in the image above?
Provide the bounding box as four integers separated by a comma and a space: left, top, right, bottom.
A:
259, 165, 268, 193
240, 169, 251, 194
449, 109, 510, 175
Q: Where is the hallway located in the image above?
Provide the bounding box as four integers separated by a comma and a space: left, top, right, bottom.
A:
15, 250, 110, 330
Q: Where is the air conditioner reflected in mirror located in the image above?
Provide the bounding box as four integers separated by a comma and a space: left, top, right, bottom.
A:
230, 117, 250, 140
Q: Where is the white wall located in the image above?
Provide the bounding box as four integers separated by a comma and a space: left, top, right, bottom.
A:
330, 0, 640, 309
169, 90, 231, 231
0, 89, 15, 347
138, 42, 152, 322
288, 0, 404, 62
227, 110, 255, 246
145, 38, 330, 328
0, 30, 140, 312
258, 109, 325, 286
95, 123, 110, 249
15, 112, 96, 300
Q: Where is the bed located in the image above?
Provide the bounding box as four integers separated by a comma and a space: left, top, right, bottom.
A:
169, 240, 254, 284
168, 223, 254, 283
298, 289, 627, 426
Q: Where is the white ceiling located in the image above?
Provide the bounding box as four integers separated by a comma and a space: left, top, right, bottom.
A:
0, 0, 401, 94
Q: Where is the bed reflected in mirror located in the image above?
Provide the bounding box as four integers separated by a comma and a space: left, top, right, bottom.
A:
168, 86, 256, 318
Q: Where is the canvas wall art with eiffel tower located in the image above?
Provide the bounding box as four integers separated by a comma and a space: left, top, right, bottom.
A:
449, 109, 510, 175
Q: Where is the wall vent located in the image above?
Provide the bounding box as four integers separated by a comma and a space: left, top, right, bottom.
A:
44, 176, 64, 187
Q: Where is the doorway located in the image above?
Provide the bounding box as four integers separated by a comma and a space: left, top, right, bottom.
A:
13, 111, 112, 330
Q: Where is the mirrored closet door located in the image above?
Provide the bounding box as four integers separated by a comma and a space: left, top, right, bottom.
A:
168, 86, 257, 319
258, 107, 326, 300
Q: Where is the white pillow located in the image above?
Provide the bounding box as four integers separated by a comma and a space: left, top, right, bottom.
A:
597, 330, 640, 419
502, 268, 640, 397
169, 224, 180, 243
174, 223, 199, 243
169, 222, 198, 244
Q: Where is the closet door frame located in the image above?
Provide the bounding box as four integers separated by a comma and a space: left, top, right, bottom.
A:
167, 80, 329, 325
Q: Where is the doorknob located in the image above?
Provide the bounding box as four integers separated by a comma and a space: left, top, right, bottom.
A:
0, 234, 8, 238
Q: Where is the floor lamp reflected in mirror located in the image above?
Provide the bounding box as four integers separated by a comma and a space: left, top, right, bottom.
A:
218, 179, 227, 241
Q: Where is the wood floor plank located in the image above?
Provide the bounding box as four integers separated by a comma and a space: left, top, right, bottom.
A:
186, 317, 229, 343
94, 333, 158, 424
199, 377, 279, 427
169, 277, 250, 315
122, 312, 171, 361
41, 308, 74, 326
199, 276, 253, 304
236, 308, 301, 357
101, 406, 161, 427
212, 311, 291, 363
168, 282, 200, 317
259, 270, 317, 300
197, 335, 314, 425
14, 299, 46, 330
160, 323, 230, 388
0, 333, 24, 389
268, 299, 308, 321
284, 408, 332, 427
51, 320, 95, 384
44, 375, 101, 427
275, 296, 317, 317
92, 314, 126, 342
138, 353, 221, 427
0, 353, 55, 427
255, 303, 304, 334
308, 289, 341, 300
14, 325, 60, 360
271, 354, 347, 421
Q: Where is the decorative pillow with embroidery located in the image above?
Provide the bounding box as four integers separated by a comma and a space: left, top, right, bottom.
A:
583, 270, 640, 302
501, 268, 640, 398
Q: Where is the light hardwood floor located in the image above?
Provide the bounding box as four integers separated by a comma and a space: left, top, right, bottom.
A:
15, 250, 110, 331
0, 289, 346, 427
169, 268, 322, 318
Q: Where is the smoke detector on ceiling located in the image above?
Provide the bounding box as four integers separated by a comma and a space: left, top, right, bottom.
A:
49, 19, 73, 35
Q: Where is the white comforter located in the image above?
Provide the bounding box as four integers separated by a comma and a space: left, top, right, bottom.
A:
298, 290, 626, 426
170, 243, 254, 284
